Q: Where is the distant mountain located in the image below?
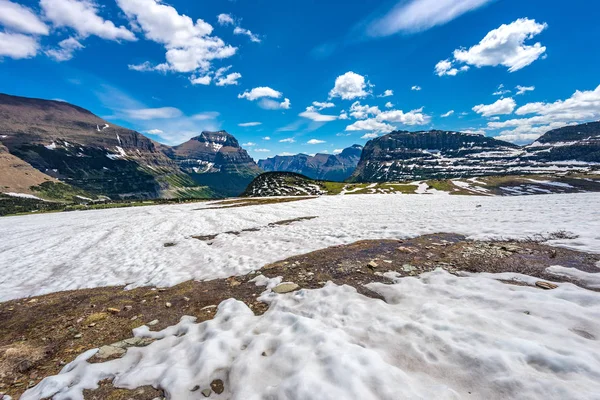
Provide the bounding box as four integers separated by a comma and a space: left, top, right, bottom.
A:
350, 128, 599, 182
524, 121, 600, 162
258, 144, 362, 181
163, 131, 262, 197
0, 93, 257, 199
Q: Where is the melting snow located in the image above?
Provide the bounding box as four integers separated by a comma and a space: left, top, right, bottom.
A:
3, 192, 42, 200
1, 193, 599, 301
22, 269, 600, 400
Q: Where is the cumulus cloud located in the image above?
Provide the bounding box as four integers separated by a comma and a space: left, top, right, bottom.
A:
411, 86, 421, 91
242, 142, 256, 147
0, 0, 48, 35
279, 138, 295, 143
333, 149, 343, 154
329, 72, 371, 100
45, 37, 84, 61
350, 102, 381, 120
435, 59, 469, 76
262, 136, 271, 140
385, 102, 394, 108
361, 133, 379, 139
346, 119, 395, 133
217, 13, 234, 26
41, 0, 135, 41
348, 102, 430, 126
0, 32, 39, 59
516, 85, 535, 95
189, 74, 212, 85
216, 71, 241, 86
238, 122, 262, 127
307, 139, 325, 144
123, 107, 184, 120
365, 0, 493, 37
238, 87, 282, 101
493, 84, 511, 96
253, 148, 270, 152
436, 18, 548, 76
339, 111, 349, 120
378, 89, 393, 98
144, 129, 164, 135
116, 0, 235, 74
472, 97, 516, 117
486, 85, 600, 143
441, 110, 454, 117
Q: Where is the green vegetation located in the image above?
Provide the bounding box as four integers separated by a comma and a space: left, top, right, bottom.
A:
30, 181, 98, 202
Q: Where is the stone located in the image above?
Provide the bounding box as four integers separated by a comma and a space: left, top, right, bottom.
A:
201, 388, 212, 397
201, 305, 216, 310
107, 307, 120, 314
124, 305, 133, 311
131, 315, 138, 321
536, 281, 558, 290
147, 319, 159, 326
183, 297, 190, 302
398, 246, 417, 254
367, 261, 378, 269
165, 302, 172, 308
73, 333, 82, 339
210, 379, 224, 394
96, 345, 126, 359
402, 264, 416, 272
88, 323, 96, 327
272, 283, 300, 294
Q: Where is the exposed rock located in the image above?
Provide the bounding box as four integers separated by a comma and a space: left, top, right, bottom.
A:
147, 320, 159, 326
272, 283, 300, 293
201, 388, 212, 397
107, 308, 120, 314
210, 379, 224, 394
536, 281, 559, 290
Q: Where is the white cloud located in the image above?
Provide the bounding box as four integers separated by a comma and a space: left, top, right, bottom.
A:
238, 86, 282, 101
385, 102, 394, 108
307, 139, 326, 145
361, 133, 379, 139
299, 107, 338, 122
0, 0, 48, 35
346, 119, 395, 133
333, 149, 343, 154
378, 89, 394, 98
435, 59, 469, 76
441, 110, 454, 117
336, 132, 352, 137
339, 111, 349, 120
233, 26, 261, 43
493, 84, 511, 96
144, 129, 164, 135
278, 152, 294, 156
365, 0, 493, 36
254, 148, 270, 152
242, 142, 256, 147
116, 0, 235, 73
262, 136, 271, 140
259, 98, 291, 110
123, 107, 183, 120
312, 101, 335, 110
45, 37, 84, 61
350, 101, 381, 119
462, 129, 486, 135
215, 72, 241, 86
485, 85, 600, 143
516, 85, 535, 95
378, 108, 431, 125
238, 122, 262, 127
437, 18, 548, 77
329, 72, 371, 100
189, 74, 212, 85
0, 32, 39, 59
411, 85, 421, 91
41, 0, 135, 41
279, 138, 295, 143
472, 97, 516, 117
217, 13, 234, 26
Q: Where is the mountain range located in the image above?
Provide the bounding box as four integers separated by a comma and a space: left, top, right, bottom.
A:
0, 93, 260, 200
349, 125, 600, 182
258, 144, 362, 181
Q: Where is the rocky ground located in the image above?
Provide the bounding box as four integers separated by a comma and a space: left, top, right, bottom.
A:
1, 233, 599, 399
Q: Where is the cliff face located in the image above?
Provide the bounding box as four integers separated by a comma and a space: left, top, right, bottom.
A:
349, 128, 598, 182
258, 144, 363, 181
524, 122, 600, 162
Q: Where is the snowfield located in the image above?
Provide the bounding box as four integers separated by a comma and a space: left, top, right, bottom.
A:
21, 269, 600, 400
1, 193, 600, 301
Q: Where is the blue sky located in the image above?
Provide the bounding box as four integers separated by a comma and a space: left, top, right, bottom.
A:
1, 0, 599, 159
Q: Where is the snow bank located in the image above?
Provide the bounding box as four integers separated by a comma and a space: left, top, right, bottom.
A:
22, 270, 600, 400
1, 193, 599, 301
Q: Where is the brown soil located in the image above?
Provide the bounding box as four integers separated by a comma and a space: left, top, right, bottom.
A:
0, 143, 56, 195
200, 196, 316, 209
1, 233, 598, 399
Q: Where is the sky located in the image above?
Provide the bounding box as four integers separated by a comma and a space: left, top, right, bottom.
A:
0, 0, 599, 159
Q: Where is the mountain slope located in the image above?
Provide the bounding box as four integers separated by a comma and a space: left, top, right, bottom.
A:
524, 121, 600, 162
350, 129, 598, 182
164, 131, 262, 197
258, 144, 362, 181
0, 142, 57, 194
0, 93, 209, 199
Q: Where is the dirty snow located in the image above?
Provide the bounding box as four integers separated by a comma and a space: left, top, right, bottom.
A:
22, 269, 600, 400
3, 192, 42, 200
1, 193, 600, 301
